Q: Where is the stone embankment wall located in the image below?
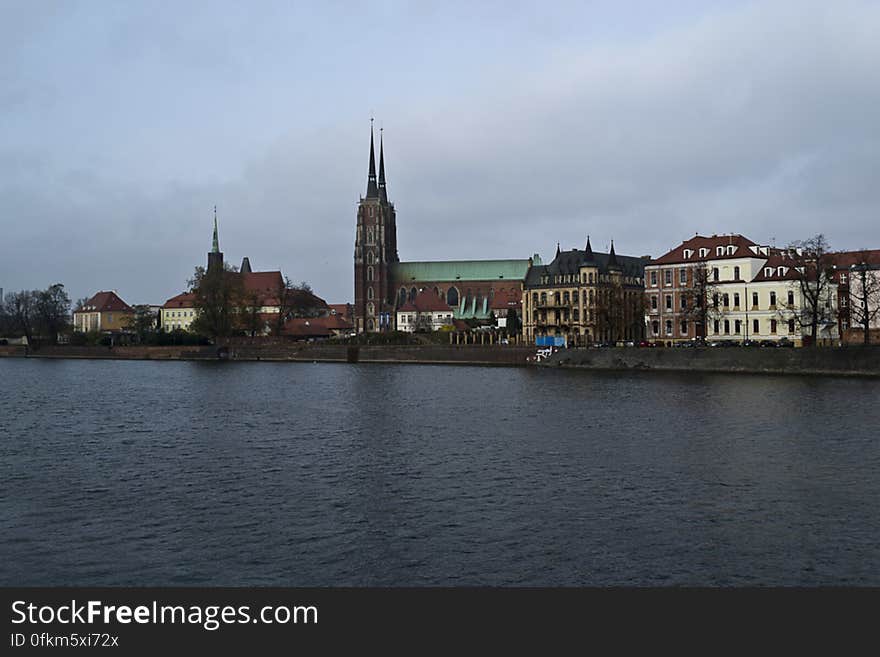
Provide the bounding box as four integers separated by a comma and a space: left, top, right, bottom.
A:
4, 344, 535, 367
544, 346, 880, 377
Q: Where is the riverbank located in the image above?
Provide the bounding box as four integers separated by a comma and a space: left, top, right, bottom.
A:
543, 345, 880, 377
0, 343, 535, 367
3, 343, 880, 376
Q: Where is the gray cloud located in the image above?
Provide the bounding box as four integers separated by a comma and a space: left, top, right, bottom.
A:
1, 1, 878, 305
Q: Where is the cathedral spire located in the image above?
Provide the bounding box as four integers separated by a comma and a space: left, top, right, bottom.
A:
607, 239, 621, 269
211, 206, 219, 253
366, 119, 379, 198
556, 242, 561, 258
378, 128, 387, 202
585, 235, 593, 256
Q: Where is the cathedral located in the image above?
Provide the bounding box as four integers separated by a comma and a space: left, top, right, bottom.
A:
353, 125, 534, 333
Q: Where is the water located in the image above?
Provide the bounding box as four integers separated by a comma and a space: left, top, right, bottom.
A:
1, 358, 879, 586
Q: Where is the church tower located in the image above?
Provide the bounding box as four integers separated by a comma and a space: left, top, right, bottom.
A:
207, 206, 224, 273
354, 122, 399, 333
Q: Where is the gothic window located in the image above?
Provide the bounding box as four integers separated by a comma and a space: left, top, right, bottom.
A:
409, 287, 417, 302
572, 290, 578, 304
367, 302, 375, 315
367, 251, 375, 265
554, 292, 560, 305
367, 266, 374, 282
367, 287, 374, 300
532, 292, 538, 306
367, 319, 374, 331
540, 292, 547, 305
398, 288, 407, 306
446, 287, 459, 307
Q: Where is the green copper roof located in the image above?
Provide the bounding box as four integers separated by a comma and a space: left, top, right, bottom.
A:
392, 259, 532, 283
211, 208, 220, 254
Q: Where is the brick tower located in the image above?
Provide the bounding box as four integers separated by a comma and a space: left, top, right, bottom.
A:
354, 123, 399, 333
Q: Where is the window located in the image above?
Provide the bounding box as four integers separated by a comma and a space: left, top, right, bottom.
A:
842, 296, 848, 308
652, 321, 659, 336
589, 272, 594, 284
651, 296, 658, 310
665, 295, 672, 310
724, 320, 730, 334
554, 292, 561, 305
728, 245, 736, 255
680, 269, 687, 284
409, 287, 417, 302
765, 267, 773, 277
733, 293, 740, 308
716, 246, 724, 256
787, 290, 794, 306
699, 248, 709, 258
840, 273, 848, 284
752, 292, 759, 308
573, 309, 579, 321
770, 319, 777, 334
723, 294, 729, 307
753, 319, 759, 335
734, 320, 741, 334
680, 297, 687, 310
665, 320, 673, 336
770, 291, 776, 307
540, 292, 547, 306
367, 287, 374, 300
734, 266, 740, 280
788, 319, 795, 334
563, 291, 570, 304
680, 321, 688, 335
665, 270, 672, 285
572, 291, 579, 303
650, 271, 657, 286
367, 266, 374, 282
713, 268, 719, 281
532, 292, 538, 306
714, 320, 720, 334
713, 294, 719, 308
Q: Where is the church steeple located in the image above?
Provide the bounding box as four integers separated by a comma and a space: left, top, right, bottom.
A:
585, 235, 593, 257
607, 239, 621, 270
211, 206, 220, 253
378, 128, 387, 202
207, 206, 224, 273
366, 120, 379, 199
555, 242, 561, 258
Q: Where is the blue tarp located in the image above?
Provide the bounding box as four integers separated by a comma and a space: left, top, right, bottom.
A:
535, 336, 566, 347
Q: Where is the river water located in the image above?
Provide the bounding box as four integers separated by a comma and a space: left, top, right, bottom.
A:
1, 358, 878, 585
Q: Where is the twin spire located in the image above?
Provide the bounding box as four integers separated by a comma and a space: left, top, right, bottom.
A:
366, 119, 388, 200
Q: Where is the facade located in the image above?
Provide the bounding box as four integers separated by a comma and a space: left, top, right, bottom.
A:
522, 239, 648, 346
396, 289, 455, 332
352, 125, 532, 333
645, 234, 841, 346
73, 291, 134, 333
829, 249, 880, 342
160, 292, 197, 332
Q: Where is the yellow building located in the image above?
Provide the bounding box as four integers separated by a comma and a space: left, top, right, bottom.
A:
522, 239, 648, 346
73, 291, 134, 333
160, 292, 198, 332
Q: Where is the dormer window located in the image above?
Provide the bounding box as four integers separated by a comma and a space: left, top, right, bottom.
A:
699, 248, 709, 258
716, 246, 724, 256
777, 266, 788, 276
683, 249, 694, 259
765, 267, 773, 277
727, 245, 736, 255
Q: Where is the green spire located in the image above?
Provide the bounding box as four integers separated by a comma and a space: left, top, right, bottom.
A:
211, 206, 220, 253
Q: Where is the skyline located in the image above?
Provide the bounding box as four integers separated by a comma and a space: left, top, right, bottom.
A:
2, 0, 879, 305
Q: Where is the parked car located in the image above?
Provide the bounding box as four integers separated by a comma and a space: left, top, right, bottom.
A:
638, 340, 656, 348
759, 340, 777, 348
742, 339, 760, 347
777, 337, 795, 348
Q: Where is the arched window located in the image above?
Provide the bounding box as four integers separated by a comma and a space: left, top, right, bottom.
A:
446, 287, 459, 307
367, 302, 375, 315
573, 290, 579, 304
532, 292, 538, 306
409, 287, 417, 302
367, 319, 374, 331
367, 287, 374, 300
367, 266, 374, 282
589, 272, 594, 284
554, 292, 561, 305
540, 292, 547, 305
398, 288, 407, 306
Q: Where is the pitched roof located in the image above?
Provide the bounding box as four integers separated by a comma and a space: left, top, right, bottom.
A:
828, 249, 880, 269
162, 292, 196, 309
650, 234, 760, 265
392, 259, 532, 283
750, 253, 804, 282
328, 303, 352, 319
398, 289, 452, 313
524, 247, 647, 286
283, 315, 353, 338
77, 291, 133, 313
242, 271, 283, 294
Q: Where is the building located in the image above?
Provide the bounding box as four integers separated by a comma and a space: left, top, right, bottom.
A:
645, 234, 840, 346
829, 250, 880, 343
522, 239, 648, 346
73, 291, 134, 333
160, 292, 197, 332
352, 124, 532, 333
396, 289, 455, 332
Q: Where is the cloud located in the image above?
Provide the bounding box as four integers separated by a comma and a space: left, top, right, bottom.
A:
1, 1, 878, 305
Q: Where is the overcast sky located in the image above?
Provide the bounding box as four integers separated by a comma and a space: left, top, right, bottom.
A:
2, 0, 878, 305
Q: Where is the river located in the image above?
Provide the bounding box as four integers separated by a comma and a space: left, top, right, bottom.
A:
1, 358, 878, 585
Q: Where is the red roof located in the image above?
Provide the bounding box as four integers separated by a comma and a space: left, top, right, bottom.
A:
650, 234, 760, 265
77, 291, 133, 313
398, 290, 451, 313
328, 303, 352, 319
283, 315, 353, 338
162, 292, 196, 309
750, 253, 803, 282
829, 250, 880, 269
242, 271, 284, 294
489, 288, 521, 310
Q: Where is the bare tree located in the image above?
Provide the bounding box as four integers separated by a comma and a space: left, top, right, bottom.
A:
848, 257, 880, 345
4, 291, 37, 345
680, 262, 723, 340
784, 234, 837, 347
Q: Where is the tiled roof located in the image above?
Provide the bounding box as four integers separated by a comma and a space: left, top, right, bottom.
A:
398, 289, 452, 313
328, 303, 352, 319
162, 292, 196, 309
76, 291, 133, 313
751, 254, 804, 282
650, 234, 760, 265
829, 250, 880, 269
242, 271, 284, 294
283, 315, 353, 338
